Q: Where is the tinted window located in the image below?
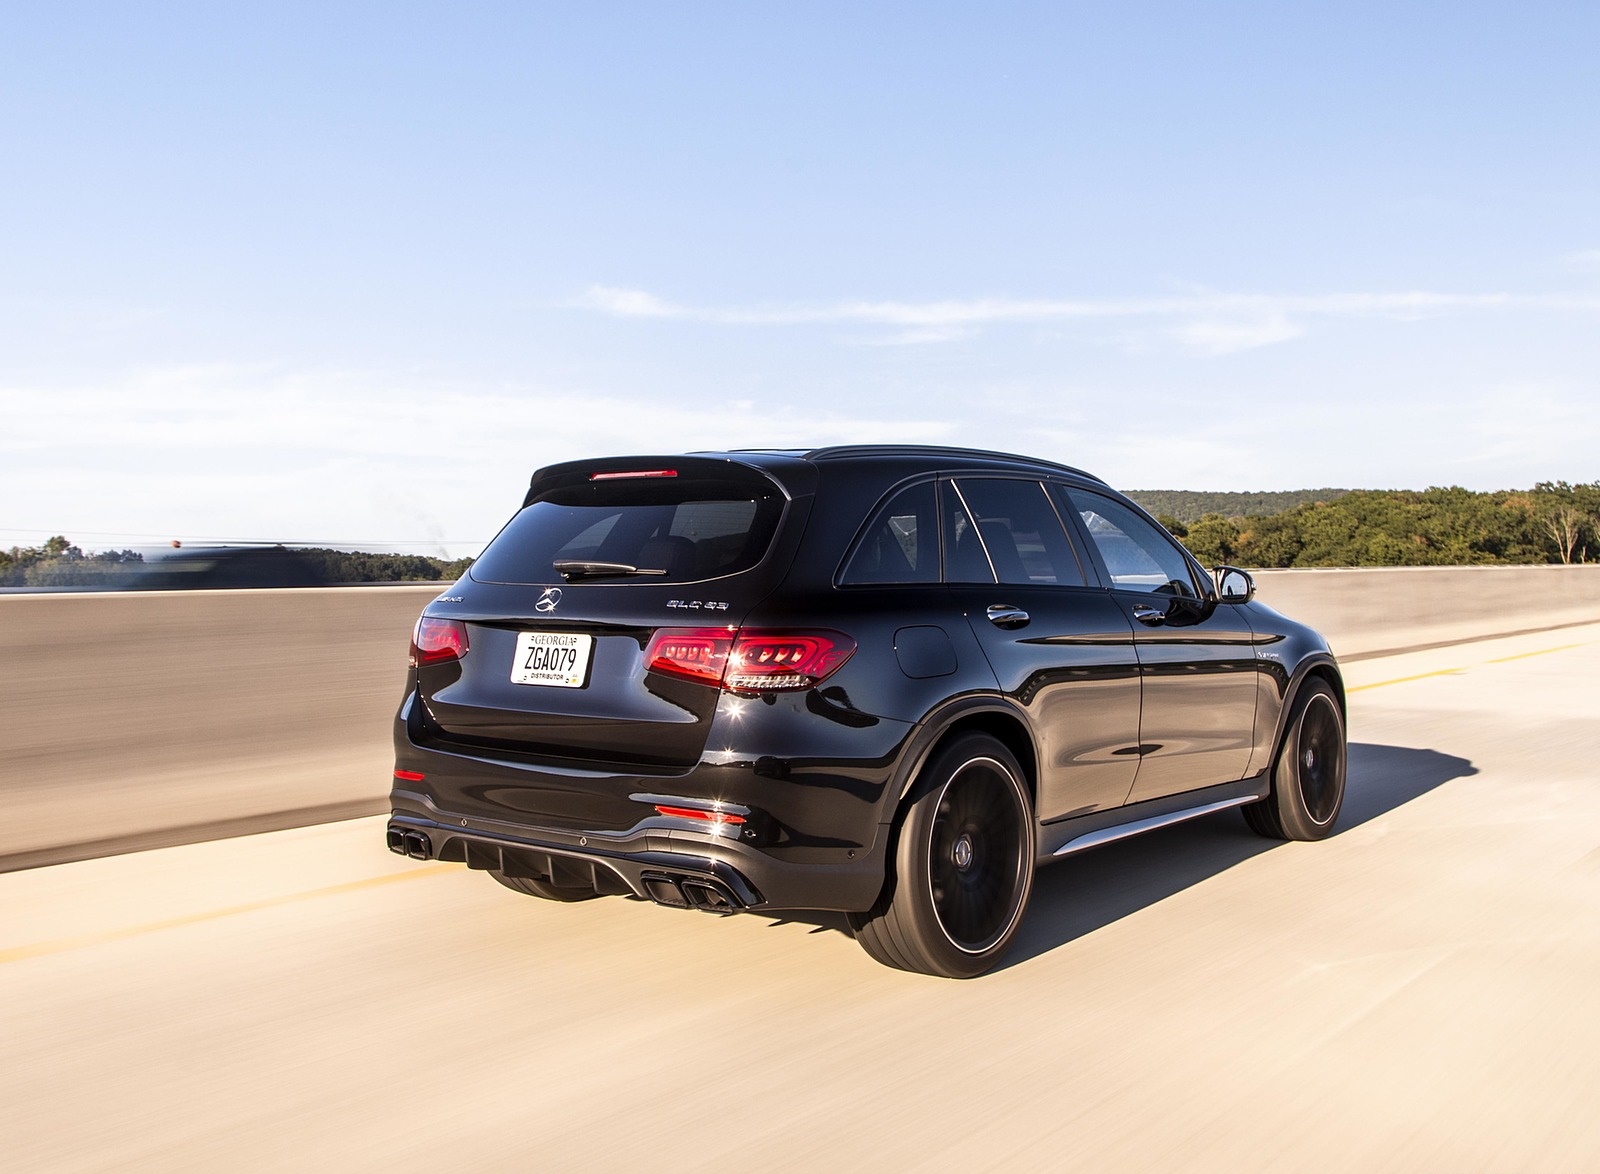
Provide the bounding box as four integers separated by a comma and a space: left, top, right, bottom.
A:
1063, 488, 1199, 596
942, 481, 994, 583
951, 478, 1087, 587
471, 480, 781, 585
840, 481, 939, 584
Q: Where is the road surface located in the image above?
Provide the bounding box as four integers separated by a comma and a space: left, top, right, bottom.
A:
3, 624, 1598, 1171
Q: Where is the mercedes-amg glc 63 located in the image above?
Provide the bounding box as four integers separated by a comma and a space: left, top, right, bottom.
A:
388, 446, 1346, 977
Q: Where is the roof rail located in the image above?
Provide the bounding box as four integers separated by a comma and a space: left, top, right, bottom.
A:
800, 444, 1106, 484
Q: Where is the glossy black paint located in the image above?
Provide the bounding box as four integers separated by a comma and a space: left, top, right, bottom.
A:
389, 445, 1342, 914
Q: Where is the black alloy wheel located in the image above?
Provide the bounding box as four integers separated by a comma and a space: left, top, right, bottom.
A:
850, 733, 1035, 978
1244, 678, 1347, 841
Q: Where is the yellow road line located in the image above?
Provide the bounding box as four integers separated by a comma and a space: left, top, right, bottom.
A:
0, 865, 457, 965
1347, 667, 1465, 692
1349, 641, 1589, 693
1485, 642, 1586, 665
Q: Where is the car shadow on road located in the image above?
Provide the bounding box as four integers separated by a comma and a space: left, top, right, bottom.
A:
999, 741, 1476, 969
749, 742, 1476, 955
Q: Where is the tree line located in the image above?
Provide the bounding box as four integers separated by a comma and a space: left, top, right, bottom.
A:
1139, 483, 1600, 569
1128, 488, 1350, 525
6, 482, 1598, 586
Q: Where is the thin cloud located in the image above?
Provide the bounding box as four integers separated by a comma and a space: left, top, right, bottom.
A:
0, 368, 960, 557
1564, 248, 1600, 273
573, 284, 1600, 353
855, 325, 979, 347
1174, 312, 1304, 355
573, 286, 685, 318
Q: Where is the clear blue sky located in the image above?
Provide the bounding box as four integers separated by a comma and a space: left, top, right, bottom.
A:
3, 2, 1597, 557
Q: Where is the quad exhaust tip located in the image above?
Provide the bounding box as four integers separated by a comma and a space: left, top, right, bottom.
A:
386, 826, 432, 860
385, 830, 742, 910
641, 871, 742, 915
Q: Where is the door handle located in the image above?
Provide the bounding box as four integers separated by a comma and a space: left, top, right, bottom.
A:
986, 604, 1030, 629
1131, 603, 1167, 627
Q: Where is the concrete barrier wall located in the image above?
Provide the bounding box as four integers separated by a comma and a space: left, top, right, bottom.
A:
1251, 564, 1600, 659
4, 566, 1598, 868
3, 586, 439, 867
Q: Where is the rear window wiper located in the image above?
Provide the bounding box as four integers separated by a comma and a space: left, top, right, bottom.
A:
552, 560, 669, 581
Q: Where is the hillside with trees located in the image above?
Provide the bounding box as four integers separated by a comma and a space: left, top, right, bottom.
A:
1153, 482, 1600, 568
295, 548, 475, 584
0, 537, 146, 587
1126, 489, 1350, 524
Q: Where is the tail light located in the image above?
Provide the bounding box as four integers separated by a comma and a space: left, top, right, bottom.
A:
410, 616, 468, 666
644, 627, 854, 693
643, 627, 733, 686
726, 632, 855, 691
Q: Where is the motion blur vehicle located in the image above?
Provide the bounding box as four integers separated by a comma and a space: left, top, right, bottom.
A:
388, 446, 1346, 977
136, 545, 330, 590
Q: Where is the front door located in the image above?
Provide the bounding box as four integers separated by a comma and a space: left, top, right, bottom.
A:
1058, 486, 1260, 805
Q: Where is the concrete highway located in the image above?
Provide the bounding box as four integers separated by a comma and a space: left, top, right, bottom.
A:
3, 623, 1598, 1171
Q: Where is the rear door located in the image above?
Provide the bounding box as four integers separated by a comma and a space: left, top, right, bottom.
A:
943, 477, 1143, 821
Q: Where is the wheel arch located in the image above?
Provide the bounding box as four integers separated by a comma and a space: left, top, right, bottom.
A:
891, 697, 1038, 811
1269, 654, 1345, 761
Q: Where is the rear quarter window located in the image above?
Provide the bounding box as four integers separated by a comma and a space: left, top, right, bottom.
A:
839, 480, 940, 584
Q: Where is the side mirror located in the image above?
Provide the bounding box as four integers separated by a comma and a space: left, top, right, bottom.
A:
1215, 565, 1255, 604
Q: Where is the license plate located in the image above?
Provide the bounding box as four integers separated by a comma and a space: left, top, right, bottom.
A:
510, 632, 593, 688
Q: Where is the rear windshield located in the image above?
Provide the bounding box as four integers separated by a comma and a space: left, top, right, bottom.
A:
470, 476, 784, 585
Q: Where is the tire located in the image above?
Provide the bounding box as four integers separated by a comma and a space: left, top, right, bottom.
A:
1243, 678, 1346, 841
849, 733, 1035, 978
489, 870, 602, 902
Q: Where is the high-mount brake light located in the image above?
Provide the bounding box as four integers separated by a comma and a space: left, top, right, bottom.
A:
410, 616, 468, 666
589, 469, 679, 481
644, 627, 855, 693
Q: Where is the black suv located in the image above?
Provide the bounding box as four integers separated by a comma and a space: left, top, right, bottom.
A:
388, 446, 1345, 977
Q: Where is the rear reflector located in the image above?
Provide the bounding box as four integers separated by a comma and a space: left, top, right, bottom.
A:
410, 616, 468, 666
644, 627, 855, 693
589, 469, 678, 481
655, 804, 747, 826
393, 769, 426, 782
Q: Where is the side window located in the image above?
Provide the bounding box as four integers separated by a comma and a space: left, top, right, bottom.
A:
1063, 488, 1199, 597
951, 478, 1087, 587
941, 481, 995, 583
839, 481, 940, 584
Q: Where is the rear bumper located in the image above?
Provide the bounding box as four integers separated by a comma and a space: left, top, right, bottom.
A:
392, 686, 908, 911
386, 813, 766, 910
387, 791, 890, 912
